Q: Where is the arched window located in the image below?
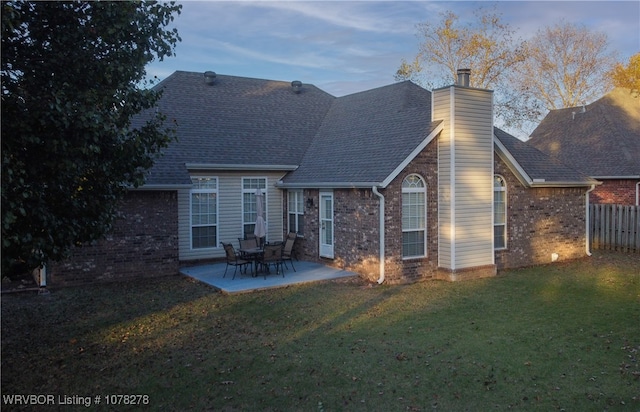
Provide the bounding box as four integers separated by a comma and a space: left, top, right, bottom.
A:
402, 174, 427, 258
494, 175, 507, 250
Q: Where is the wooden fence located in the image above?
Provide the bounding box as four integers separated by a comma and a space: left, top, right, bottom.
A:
590, 204, 640, 253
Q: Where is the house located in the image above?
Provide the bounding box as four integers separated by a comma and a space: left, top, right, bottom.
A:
529, 87, 640, 205
50, 70, 598, 285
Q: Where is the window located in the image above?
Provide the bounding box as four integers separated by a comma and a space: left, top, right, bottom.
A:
402, 174, 426, 258
242, 177, 267, 237
494, 175, 507, 250
191, 177, 218, 249
288, 190, 304, 235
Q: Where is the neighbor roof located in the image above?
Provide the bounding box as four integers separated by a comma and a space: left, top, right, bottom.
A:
528, 88, 640, 178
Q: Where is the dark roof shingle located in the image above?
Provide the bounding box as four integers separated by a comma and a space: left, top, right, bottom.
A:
528, 88, 640, 178
281, 81, 440, 187
138, 71, 602, 188
142, 71, 335, 185
495, 128, 598, 186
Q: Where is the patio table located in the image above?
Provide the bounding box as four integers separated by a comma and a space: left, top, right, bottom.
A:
239, 247, 263, 276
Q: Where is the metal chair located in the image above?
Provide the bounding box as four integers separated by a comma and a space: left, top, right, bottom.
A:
221, 242, 251, 279
282, 235, 296, 272
260, 243, 284, 279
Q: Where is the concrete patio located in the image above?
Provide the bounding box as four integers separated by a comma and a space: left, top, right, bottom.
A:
180, 260, 358, 294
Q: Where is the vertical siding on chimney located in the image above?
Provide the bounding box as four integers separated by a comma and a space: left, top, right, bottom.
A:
433, 85, 494, 271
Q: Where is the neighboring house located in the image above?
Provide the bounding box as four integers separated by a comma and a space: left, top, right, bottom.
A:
529, 87, 640, 205
50, 70, 598, 285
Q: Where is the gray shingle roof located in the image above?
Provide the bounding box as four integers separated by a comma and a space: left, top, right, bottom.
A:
142, 71, 334, 185
495, 128, 598, 186
280, 81, 441, 187
528, 88, 640, 178
139, 71, 600, 189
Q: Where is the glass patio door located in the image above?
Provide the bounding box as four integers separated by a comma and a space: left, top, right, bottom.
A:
319, 191, 334, 258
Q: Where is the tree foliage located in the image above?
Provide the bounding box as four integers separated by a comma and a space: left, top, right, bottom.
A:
512, 21, 616, 111
1, 1, 181, 274
398, 10, 619, 137
609, 52, 640, 94
395, 7, 525, 90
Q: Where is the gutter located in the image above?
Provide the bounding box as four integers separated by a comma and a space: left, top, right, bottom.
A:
276, 181, 382, 189
186, 163, 299, 171
372, 186, 385, 284
585, 184, 596, 256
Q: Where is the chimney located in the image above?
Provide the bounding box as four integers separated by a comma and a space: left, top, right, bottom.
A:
456, 68, 471, 87
432, 69, 496, 279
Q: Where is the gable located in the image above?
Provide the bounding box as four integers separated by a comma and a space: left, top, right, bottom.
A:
280, 81, 442, 188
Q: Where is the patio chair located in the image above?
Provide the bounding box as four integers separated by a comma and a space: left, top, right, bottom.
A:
282, 235, 296, 272
221, 242, 251, 279
260, 243, 284, 279
239, 237, 259, 250
286, 232, 298, 260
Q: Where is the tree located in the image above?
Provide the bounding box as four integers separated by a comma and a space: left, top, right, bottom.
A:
395, 6, 529, 136
1, 1, 181, 275
609, 52, 640, 94
511, 21, 616, 112
395, 7, 525, 90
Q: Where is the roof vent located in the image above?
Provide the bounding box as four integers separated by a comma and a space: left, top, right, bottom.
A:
456, 68, 470, 87
291, 80, 302, 94
204, 71, 216, 85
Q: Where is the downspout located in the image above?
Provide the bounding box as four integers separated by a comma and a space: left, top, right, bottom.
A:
585, 184, 596, 256
372, 186, 385, 284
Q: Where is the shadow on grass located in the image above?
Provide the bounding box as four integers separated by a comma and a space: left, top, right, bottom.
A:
1, 251, 638, 411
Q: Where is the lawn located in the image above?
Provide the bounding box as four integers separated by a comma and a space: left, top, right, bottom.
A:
2, 251, 639, 411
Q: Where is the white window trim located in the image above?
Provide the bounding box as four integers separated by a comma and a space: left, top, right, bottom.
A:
402, 174, 427, 259
494, 174, 507, 250
241, 177, 268, 238
288, 190, 304, 234
190, 176, 218, 250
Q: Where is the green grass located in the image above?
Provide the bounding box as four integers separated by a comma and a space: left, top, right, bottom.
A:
2, 251, 639, 411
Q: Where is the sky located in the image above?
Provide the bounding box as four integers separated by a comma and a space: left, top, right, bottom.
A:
145, 1, 640, 98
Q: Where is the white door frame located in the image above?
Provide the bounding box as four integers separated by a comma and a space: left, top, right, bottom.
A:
319, 191, 334, 258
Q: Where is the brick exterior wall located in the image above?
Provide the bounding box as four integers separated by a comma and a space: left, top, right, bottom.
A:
382, 140, 439, 284
494, 159, 588, 270
289, 140, 440, 284
291, 140, 590, 283
590, 179, 639, 205
49, 190, 179, 286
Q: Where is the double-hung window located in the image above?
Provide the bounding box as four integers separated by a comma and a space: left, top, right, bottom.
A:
191, 177, 218, 249
288, 190, 304, 235
494, 175, 507, 250
402, 174, 427, 258
242, 177, 267, 237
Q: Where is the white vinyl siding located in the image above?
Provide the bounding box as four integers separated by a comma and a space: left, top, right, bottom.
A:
178, 171, 284, 261
434, 85, 494, 270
